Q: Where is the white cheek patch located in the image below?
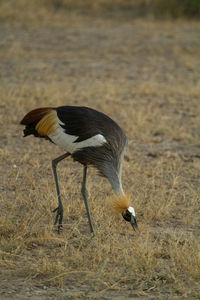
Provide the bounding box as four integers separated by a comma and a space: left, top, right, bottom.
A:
128, 206, 136, 217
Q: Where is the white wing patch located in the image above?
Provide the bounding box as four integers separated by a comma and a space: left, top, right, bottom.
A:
48, 124, 107, 154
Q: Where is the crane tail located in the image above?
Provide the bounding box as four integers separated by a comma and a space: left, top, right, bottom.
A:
20, 107, 58, 137
20, 107, 53, 125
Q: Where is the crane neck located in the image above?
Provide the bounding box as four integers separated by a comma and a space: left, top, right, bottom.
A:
111, 177, 125, 196
98, 158, 125, 196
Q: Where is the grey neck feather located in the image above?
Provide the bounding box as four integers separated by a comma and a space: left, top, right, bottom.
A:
97, 144, 126, 196
112, 178, 124, 196
99, 161, 124, 196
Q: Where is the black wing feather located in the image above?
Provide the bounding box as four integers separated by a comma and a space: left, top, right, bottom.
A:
55, 106, 126, 144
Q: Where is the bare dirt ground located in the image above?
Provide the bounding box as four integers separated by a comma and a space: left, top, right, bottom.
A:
0, 9, 200, 300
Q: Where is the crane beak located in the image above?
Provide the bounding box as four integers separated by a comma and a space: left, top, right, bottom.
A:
131, 214, 137, 231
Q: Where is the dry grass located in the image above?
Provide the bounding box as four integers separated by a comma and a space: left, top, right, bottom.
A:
0, 0, 199, 27
0, 4, 200, 299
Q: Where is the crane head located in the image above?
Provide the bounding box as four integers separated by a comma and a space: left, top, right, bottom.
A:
112, 194, 137, 231
122, 206, 137, 231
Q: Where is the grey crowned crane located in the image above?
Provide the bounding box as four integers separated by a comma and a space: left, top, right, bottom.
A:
20, 106, 137, 233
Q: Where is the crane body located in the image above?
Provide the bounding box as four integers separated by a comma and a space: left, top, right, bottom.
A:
20, 106, 137, 233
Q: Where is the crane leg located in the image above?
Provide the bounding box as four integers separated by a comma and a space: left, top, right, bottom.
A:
52, 153, 70, 233
81, 166, 94, 234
